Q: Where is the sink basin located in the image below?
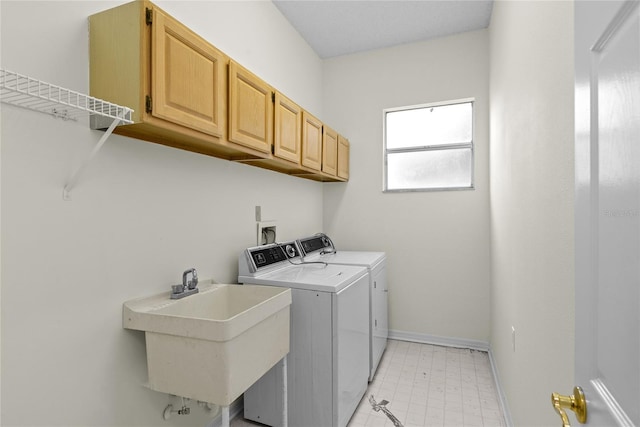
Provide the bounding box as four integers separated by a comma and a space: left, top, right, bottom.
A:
123, 282, 291, 406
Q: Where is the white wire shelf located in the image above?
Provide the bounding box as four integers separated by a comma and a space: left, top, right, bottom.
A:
0, 68, 135, 200
0, 68, 133, 123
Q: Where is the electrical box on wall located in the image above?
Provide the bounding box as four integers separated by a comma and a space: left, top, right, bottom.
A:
257, 221, 277, 245
255, 206, 277, 245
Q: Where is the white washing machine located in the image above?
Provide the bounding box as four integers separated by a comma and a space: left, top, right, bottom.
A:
297, 234, 388, 382
238, 242, 369, 427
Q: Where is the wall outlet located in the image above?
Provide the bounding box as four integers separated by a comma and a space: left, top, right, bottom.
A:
511, 326, 516, 352
257, 221, 277, 245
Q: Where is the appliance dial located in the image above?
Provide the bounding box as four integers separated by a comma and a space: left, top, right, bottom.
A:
285, 244, 296, 258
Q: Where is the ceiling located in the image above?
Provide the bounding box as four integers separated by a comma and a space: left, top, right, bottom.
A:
273, 0, 494, 59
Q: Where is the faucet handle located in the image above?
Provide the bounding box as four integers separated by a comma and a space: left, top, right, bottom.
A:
189, 269, 198, 289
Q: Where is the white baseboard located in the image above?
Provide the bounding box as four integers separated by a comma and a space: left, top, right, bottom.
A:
388, 329, 490, 351
488, 349, 514, 427
388, 329, 512, 427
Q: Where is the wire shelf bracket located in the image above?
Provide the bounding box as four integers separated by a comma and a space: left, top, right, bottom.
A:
0, 68, 134, 200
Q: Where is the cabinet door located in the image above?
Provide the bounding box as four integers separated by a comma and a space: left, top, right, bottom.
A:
337, 135, 350, 180
229, 61, 273, 154
322, 126, 338, 176
274, 92, 301, 164
151, 8, 225, 137
301, 111, 323, 171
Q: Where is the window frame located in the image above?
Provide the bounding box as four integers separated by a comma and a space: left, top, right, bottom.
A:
382, 98, 475, 193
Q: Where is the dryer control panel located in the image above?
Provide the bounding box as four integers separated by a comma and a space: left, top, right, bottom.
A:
247, 242, 300, 271
298, 234, 333, 256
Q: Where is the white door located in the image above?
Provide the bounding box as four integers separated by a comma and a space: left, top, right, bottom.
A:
573, 0, 640, 425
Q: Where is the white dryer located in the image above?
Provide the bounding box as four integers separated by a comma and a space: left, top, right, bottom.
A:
238, 242, 369, 427
297, 234, 388, 382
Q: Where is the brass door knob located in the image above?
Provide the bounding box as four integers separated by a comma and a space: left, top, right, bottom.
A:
551, 386, 587, 426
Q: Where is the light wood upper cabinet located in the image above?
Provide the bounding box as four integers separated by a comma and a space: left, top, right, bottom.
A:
90, 1, 240, 159
90, 0, 149, 126
151, 8, 225, 137
274, 92, 302, 165
229, 61, 273, 154
337, 135, 350, 180
301, 111, 323, 171
322, 126, 338, 176
90, 0, 348, 182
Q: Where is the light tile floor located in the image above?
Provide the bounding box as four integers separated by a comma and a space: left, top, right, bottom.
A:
231, 340, 506, 427
349, 340, 506, 427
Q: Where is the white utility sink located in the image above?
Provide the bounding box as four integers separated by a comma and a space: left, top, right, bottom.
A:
123, 282, 291, 406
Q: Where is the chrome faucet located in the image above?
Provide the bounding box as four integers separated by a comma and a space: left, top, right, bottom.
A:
170, 268, 199, 299
183, 268, 198, 290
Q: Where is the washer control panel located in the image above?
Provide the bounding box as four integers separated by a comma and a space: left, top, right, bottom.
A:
248, 242, 300, 270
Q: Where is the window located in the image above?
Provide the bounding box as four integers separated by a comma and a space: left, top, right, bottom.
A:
383, 100, 474, 191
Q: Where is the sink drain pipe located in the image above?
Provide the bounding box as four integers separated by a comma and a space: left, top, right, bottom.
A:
162, 397, 220, 421
160, 356, 289, 426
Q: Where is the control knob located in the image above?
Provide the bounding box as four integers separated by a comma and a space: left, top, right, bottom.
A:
285, 244, 296, 258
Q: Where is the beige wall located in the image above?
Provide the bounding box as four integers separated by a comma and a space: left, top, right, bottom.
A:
0, 1, 323, 425
322, 30, 491, 344
489, 1, 575, 425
